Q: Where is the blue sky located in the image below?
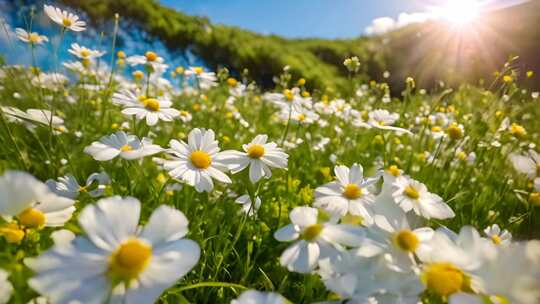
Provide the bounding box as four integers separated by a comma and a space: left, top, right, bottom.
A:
160, 0, 425, 39
159, 0, 527, 39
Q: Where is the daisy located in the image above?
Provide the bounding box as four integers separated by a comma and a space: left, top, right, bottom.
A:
84, 131, 163, 161
179, 110, 193, 123
68, 43, 105, 60
318, 248, 423, 303
483, 224, 511, 246
158, 128, 232, 192
273, 206, 365, 273
184, 67, 217, 90
509, 149, 539, 179
0, 171, 76, 230
126, 51, 168, 71
15, 28, 48, 45
235, 194, 261, 216
0, 269, 12, 304
43, 5, 86, 32
469, 240, 540, 304
26, 196, 200, 304
231, 290, 288, 304
46, 172, 110, 199
356, 214, 434, 272
416, 226, 490, 298
280, 107, 319, 125
363, 109, 413, 135
115, 92, 180, 126
221, 134, 288, 183
314, 164, 380, 225
265, 87, 312, 112
391, 175, 455, 220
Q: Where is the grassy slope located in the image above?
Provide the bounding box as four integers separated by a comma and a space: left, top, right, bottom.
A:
60, 0, 540, 94
60, 0, 382, 92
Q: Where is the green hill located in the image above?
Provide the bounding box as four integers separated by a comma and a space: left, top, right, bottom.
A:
61, 0, 540, 93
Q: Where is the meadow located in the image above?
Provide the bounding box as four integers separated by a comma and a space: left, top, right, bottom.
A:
0, 3, 539, 304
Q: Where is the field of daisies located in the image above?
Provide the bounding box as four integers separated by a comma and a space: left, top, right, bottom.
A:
0, 4, 539, 304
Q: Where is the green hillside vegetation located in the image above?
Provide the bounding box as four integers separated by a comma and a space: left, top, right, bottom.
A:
60, 0, 540, 93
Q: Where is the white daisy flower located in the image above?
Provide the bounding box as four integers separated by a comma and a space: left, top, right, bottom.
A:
0, 170, 76, 229
46, 172, 110, 199
314, 164, 379, 224
279, 107, 319, 125
483, 224, 511, 246
221, 134, 288, 183
26, 196, 200, 304
0, 269, 13, 304
118, 94, 180, 126
68, 43, 105, 60
231, 290, 288, 304
318, 247, 423, 303
391, 175, 455, 220
84, 131, 163, 161
470, 240, 540, 304
184, 67, 217, 90
265, 87, 312, 112
15, 28, 48, 45
356, 214, 434, 272
43, 5, 86, 32
509, 149, 539, 179
235, 194, 261, 216
126, 51, 168, 71
159, 128, 232, 192
355, 109, 412, 135
416, 226, 491, 298
273, 206, 365, 273
178, 110, 193, 123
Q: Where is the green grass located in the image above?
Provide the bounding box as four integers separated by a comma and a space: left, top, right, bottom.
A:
0, 49, 538, 303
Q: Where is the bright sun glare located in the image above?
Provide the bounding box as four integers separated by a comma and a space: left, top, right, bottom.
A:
437, 0, 481, 25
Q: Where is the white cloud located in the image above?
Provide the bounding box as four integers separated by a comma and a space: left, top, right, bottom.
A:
364, 12, 433, 36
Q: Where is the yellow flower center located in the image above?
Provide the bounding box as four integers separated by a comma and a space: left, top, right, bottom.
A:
422, 263, 471, 297
28, 33, 40, 43
343, 184, 363, 200
120, 144, 133, 152
79, 185, 88, 193
340, 213, 364, 226
247, 144, 265, 159
283, 89, 294, 101
109, 239, 152, 281
393, 230, 419, 252
18, 208, 46, 229
133, 70, 144, 80
80, 49, 90, 58
117, 51, 126, 59
62, 18, 72, 27
145, 51, 158, 62
227, 78, 238, 87
190, 150, 212, 169
194, 67, 204, 74
0, 223, 25, 243
404, 185, 420, 200
491, 235, 502, 245
302, 224, 323, 241
529, 192, 540, 206
297, 113, 306, 121
510, 123, 527, 139
431, 126, 442, 132
387, 165, 401, 177
143, 98, 160, 112
456, 151, 467, 161
446, 123, 463, 140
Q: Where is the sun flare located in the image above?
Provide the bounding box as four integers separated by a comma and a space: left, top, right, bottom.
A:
436, 0, 481, 25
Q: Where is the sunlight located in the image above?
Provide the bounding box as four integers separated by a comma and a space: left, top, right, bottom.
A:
437, 0, 481, 25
